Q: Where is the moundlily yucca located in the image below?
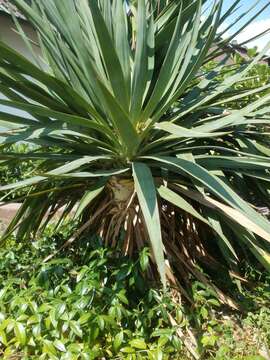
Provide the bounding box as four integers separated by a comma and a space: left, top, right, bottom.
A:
1, 0, 270, 302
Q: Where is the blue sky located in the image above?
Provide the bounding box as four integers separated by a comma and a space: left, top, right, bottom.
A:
221, 0, 270, 53
223, 0, 270, 20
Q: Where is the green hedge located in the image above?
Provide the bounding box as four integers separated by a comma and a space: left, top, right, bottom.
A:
0, 226, 269, 359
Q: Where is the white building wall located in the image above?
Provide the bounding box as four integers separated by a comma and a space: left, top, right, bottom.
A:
0, 13, 41, 129
0, 13, 40, 59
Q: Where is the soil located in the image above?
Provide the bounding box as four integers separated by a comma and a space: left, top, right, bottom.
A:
0, 203, 77, 233
0, 203, 21, 231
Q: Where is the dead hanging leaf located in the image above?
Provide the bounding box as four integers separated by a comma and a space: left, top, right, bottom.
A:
175, 185, 270, 243
168, 313, 199, 360
205, 197, 270, 243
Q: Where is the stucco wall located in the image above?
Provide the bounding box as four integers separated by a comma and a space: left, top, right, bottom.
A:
0, 13, 40, 59
0, 13, 41, 126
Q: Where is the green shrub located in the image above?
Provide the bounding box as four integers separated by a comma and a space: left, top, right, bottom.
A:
0, 228, 270, 359
204, 49, 270, 109
0, 231, 186, 359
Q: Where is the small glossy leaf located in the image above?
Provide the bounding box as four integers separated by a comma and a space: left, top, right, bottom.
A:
113, 331, 124, 352
14, 322, 27, 346
54, 339, 66, 352
129, 339, 147, 350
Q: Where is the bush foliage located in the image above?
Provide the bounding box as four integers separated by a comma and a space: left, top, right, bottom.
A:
0, 227, 270, 359
0, 229, 184, 359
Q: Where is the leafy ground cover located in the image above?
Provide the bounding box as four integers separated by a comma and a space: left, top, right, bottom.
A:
0, 224, 269, 360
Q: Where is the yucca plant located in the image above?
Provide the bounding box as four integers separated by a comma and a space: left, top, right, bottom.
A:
1, 0, 270, 304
